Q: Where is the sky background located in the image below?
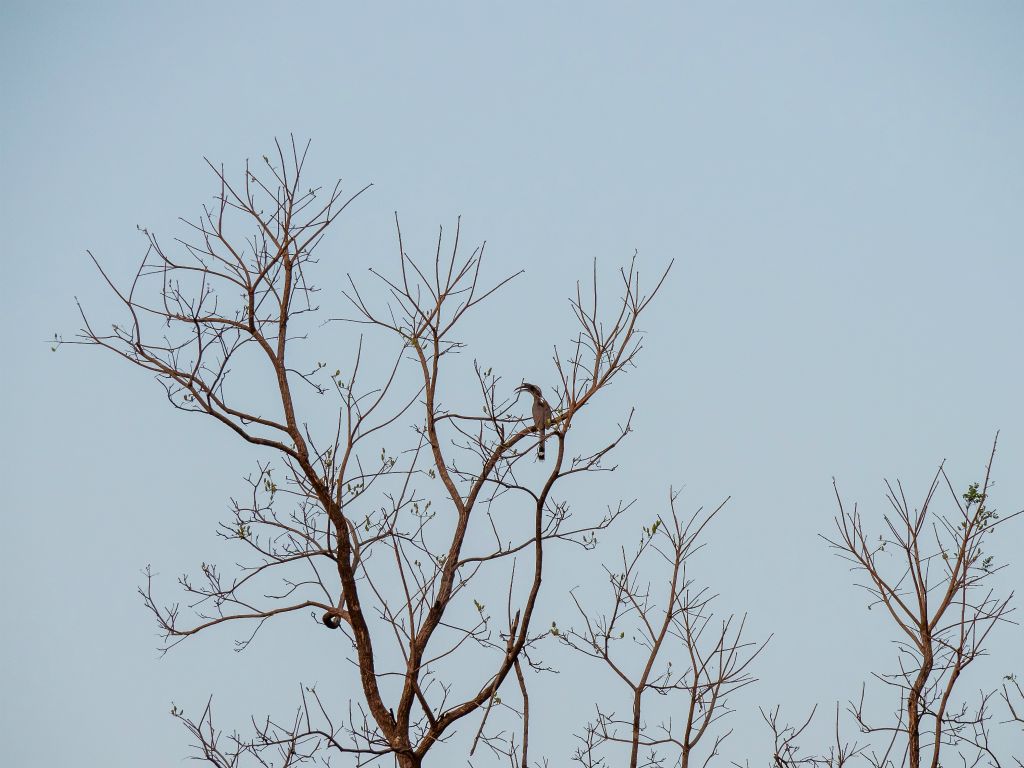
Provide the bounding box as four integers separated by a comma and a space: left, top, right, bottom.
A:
2, 2, 1023, 765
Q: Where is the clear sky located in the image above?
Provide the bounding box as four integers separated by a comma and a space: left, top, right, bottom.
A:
2, 2, 1022, 765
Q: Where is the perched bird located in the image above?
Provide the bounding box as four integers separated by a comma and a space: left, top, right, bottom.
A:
516, 383, 553, 460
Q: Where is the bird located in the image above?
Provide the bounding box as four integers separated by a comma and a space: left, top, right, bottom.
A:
516, 383, 553, 460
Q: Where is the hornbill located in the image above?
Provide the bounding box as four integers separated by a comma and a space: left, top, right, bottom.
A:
516, 383, 553, 460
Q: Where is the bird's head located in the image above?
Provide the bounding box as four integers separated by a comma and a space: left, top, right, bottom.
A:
516, 382, 541, 397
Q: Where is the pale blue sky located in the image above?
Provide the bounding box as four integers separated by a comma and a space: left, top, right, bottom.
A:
2, 2, 1022, 765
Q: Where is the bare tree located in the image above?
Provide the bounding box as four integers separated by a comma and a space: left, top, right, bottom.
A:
819, 438, 1021, 768
562, 491, 767, 768
70, 138, 670, 767
753, 704, 865, 768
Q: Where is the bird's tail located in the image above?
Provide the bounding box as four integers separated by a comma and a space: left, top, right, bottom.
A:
538, 426, 546, 461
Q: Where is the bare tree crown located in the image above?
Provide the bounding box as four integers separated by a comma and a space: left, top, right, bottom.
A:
73, 139, 670, 766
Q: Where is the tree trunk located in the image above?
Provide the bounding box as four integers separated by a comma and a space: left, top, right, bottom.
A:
907, 643, 933, 768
